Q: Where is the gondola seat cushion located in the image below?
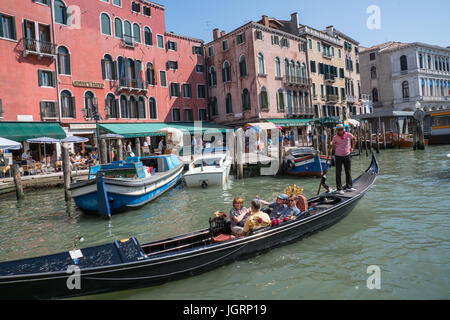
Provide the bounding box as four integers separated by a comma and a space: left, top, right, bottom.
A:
213, 234, 236, 243
296, 195, 309, 212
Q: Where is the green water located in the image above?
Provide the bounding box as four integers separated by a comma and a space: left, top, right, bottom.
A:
0, 146, 449, 300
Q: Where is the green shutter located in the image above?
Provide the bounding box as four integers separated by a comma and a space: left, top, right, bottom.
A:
40, 101, 46, 118
11, 16, 16, 40
0, 99, 3, 117
51, 71, 55, 87
38, 70, 43, 86
0, 14, 3, 38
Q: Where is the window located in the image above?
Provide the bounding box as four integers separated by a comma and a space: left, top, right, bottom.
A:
34, 0, 50, 4
84, 91, 97, 118
199, 109, 207, 121
277, 89, 285, 111
38, 70, 55, 87
310, 60, 316, 73
114, 18, 123, 38
167, 40, 177, 51
101, 13, 111, 36
239, 55, 247, 77
260, 87, 269, 110
208, 67, 217, 87
0, 99, 3, 118
149, 98, 157, 119
137, 97, 146, 119
193, 46, 203, 55
222, 40, 228, 51
400, 55, 408, 71
225, 94, 233, 114
195, 65, 205, 73
222, 61, 231, 82
60, 90, 75, 118
144, 27, 152, 45
182, 83, 192, 98
128, 96, 137, 118
210, 97, 218, 116
172, 108, 180, 121
54, 0, 69, 25
371, 66, 377, 79
120, 95, 128, 118
339, 68, 344, 79
170, 83, 180, 97
419, 54, 423, 69
312, 83, 316, 96
146, 63, 155, 85
242, 89, 251, 111
208, 46, 214, 57
167, 60, 178, 70
236, 32, 246, 45
113, 0, 122, 6
272, 35, 280, 46
372, 88, 379, 103
308, 39, 312, 50
157, 34, 164, 48
317, 41, 321, 52
0, 13, 16, 40
280, 38, 290, 48
123, 21, 133, 44
131, 2, 141, 13
106, 93, 119, 119
133, 23, 141, 43
57, 46, 71, 75
101, 54, 115, 80
255, 30, 263, 40
427, 55, 432, 69
159, 71, 167, 87
258, 53, 265, 75
184, 109, 193, 122
143, 6, 151, 16
197, 85, 206, 99
40, 101, 57, 119
275, 57, 282, 77
369, 52, 376, 61
402, 81, 410, 99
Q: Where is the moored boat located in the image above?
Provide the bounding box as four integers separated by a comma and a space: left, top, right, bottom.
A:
184, 154, 232, 188
0, 154, 378, 300
70, 155, 184, 216
282, 147, 331, 177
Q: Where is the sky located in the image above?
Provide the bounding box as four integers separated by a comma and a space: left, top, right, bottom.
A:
157, 0, 450, 48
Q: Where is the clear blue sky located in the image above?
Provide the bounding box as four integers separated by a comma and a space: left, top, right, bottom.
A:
158, 0, 450, 48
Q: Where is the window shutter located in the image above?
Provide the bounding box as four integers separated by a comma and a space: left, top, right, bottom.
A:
11, 16, 17, 40
50, 71, 55, 87
40, 101, 46, 118
318, 63, 324, 74
38, 70, 43, 86
0, 14, 3, 38
71, 96, 76, 118
0, 99, 2, 117
112, 61, 118, 80
222, 68, 226, 82
101, 59, 106, 80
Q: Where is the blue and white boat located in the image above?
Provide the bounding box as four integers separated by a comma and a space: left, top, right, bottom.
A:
282, 147, 331, 177
70, 155, 184, 216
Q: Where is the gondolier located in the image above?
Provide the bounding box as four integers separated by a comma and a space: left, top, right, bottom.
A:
332, 124, 357, 195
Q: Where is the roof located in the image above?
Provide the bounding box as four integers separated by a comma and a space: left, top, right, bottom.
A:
360, 41, 409, 53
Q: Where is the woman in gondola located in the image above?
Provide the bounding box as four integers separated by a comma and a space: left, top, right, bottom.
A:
235, 199, 271, 237
230, 197, 250, 236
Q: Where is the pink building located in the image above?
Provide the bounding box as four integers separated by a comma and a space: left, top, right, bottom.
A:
204, 17, 312, 126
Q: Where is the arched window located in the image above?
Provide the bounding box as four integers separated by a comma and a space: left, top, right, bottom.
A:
290, 60, 295, 79
105, 93, 118, 119
372, 88, 379, 103
301, 63, 307, 79
123, 20, 132, 43
242, 89, 251, 111
295, 62, 301, 78
102, 54, 114, 80
284, 59, 290, 78
208, 66, 217, 87
400, 55, 408, 71
370, 66, 377, 79
120, 95, 128, 118
222, 61, 231, 82
129, 96, 137, 118
133, 23, 141, 43
239, 55, 247, 77
126, 58, 135, 83
101, 13, 111, 36
258, 53, 265, 75
149, 98, 157, 119
210, 97, 218, 116
57, 46, 71, 75
225, 93, 233, 114
114, 18, 123, 38
260, 87, 269, 110
144, 27, 152, 46
277, 89, 285, 111
137, 96, 146, 119
419, 53, 423, 69
146, 62, 155, 85
54, 0, 68, 25
275, 57, 281, 78
61, 90, 75, 118
402, 81, 410, 99
84, 91, 96, 118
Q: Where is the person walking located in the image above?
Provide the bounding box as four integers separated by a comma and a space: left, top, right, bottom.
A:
332, 124, 357, 195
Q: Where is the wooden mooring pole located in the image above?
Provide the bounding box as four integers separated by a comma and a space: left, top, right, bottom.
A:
62, 144, 71, 202
382, 122, 387, 149
12, 164, 24, 200
375, 124, 380, 154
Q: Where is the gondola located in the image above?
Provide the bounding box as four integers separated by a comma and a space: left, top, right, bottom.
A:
0, 154, 379, 300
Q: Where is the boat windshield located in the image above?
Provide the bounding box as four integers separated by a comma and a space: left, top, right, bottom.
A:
193, 158, 222, 168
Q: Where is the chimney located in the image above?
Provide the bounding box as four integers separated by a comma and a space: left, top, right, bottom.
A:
290, 12, 299, 28
326, 25, 335, 36
220, 30, 226, 37
262, 15, 269, 27
213, 28, 219, 40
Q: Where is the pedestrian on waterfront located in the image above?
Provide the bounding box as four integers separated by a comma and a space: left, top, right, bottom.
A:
158, 138, 165, 154
332, 124, 357, 195
234, 199, 271, 237
230, 197, 250, 236
259, 194, 288, 220
126, 141, 134, 157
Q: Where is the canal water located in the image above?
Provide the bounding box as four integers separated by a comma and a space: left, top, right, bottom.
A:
0, 146, 449, 300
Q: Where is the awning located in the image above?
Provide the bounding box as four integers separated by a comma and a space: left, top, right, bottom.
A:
99, 122, 234, 138
0, 122, 66, 141
245, 122, 279, 130
345, 119, 360, 127
266, 119, 313, 128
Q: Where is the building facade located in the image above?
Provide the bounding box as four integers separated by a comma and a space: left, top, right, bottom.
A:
204, 18, 311, 126
0, 0, 208, 146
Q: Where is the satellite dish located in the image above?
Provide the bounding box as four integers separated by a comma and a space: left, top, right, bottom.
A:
413, 110, 425, 121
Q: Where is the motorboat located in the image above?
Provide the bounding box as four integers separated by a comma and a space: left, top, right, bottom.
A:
184, 154, 232, 188
282, 147, 331, 177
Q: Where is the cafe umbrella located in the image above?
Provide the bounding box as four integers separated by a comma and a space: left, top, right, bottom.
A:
0, 137, 22, 150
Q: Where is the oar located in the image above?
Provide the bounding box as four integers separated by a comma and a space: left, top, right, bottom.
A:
317, 130, 334, 195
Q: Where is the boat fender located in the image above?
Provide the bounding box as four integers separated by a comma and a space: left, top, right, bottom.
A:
287, 159, 295, 170
201, 181, 208, 189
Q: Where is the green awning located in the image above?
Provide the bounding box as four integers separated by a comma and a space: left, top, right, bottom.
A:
99, 122, 234, 138
0, 122, 66, 141
267, 119, 313, 127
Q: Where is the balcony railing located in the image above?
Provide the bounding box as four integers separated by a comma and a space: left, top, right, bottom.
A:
326, 94, 339, 103
324, 73, 336, 83
287, 107, 314, 117
122, 35, 138, 48
118, 78, 147, 92
346, 95, 356, 103
323, 51, 332, 59
22, 38, 57, 59
284, 75, 312, 87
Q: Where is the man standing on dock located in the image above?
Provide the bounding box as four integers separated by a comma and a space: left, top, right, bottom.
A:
332, 124, 357, 195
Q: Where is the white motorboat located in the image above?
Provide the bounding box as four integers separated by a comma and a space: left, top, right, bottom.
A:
184, 154, 232, 188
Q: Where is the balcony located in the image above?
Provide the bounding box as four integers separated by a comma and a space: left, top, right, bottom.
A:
22, 38, 57, 59
118, 78, 148, 93
326, 94, 339, 104
346, 95, 356, 103
122, 35, 138, 48
324, 73, 336, 84
323, 51, 332, 60
287, 107, 315, 117
284, 75, 312, 87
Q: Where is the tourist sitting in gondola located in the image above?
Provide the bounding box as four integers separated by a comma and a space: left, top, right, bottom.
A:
281, 195, 301, 220
230, 197, 250, 236
259, 194, 288, 220
233, 199, 271, 237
